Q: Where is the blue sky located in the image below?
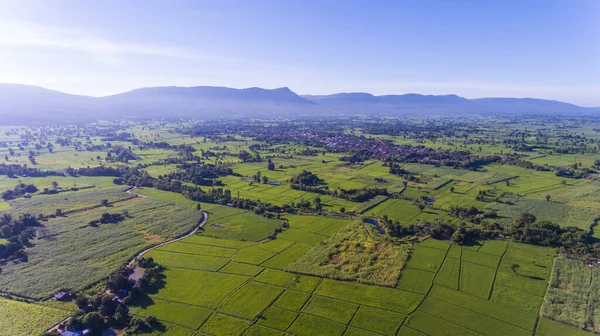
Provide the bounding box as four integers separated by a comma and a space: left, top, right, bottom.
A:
0, 0, 598, 105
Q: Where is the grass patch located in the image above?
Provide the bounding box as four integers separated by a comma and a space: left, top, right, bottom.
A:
258, 306, 297, 331
461, 249, 501, 268
404, 311, 481, 336
404, 246, 447, 273
278, 228, 328, 245
200, 313, 250, 336
287, 314, 347, 336
258, 239, 295, 253
262, 243, 313, 269
419, 297, 531, 336
302, 295, 358, 324
434, 258, 460, 290
274, 290, 311, 311
145, 249, 228, 271
244, 325, 284, 336
158, 243, 238, 257
184, 235, 255, 249
350, 305, 406, 335
153, 268, 249, 308
0, 197, 202, 298
0, 297, 69, 336
315, 278, 423, 314
219, 262, 264, 276
478, 239, 508, 256
540, 257, 600, 331
536, 317, 593, 336
220, 281, 284, 319
460, 261, 496, 298
255, 268, 297, 287
132, 298, 211, 329
287, 221, 410, 286
233, 245, 277, 265
202, 209, 283, 241
397, 268, 435, 294
290, 275, 320, 293
429, 285, 537, 331
418, 238, 451, 251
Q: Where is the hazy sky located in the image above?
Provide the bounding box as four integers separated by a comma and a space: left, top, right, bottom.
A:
0, 0, 598, 105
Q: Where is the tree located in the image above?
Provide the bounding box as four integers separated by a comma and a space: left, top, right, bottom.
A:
450, 186, 455, 193
82, 312, 104, 329
101, 199, 109, 206
545, 195, 551, 202
267, 161, 275, 171
511, 263, 521, 274
196, 203, 201, 211
52, 181, 58, 188
561, 179, 567, 185
55, 208, 62, 216
339, 207, 345, 213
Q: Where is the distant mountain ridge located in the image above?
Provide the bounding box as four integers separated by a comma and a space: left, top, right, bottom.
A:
0, 83, 596, 124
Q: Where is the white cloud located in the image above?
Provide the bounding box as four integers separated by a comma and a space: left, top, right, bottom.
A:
0, 20, 222, 63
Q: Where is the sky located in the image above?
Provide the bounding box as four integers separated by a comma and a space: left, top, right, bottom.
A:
0, 0, 598, 105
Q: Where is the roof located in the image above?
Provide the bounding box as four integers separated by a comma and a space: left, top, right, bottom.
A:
61, 331, 83, 336
54, 291, 69, 299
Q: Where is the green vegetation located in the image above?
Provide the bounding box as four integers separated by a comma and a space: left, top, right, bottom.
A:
541, 257, 600, 331
0, 197, 203, 298
302, 295, 358, 324
0, 297, 70, 335
287, 220, 410, 286
2, 118, 600, 335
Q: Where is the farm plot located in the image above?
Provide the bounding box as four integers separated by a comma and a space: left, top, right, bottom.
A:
369, 199, 422, 223
151, 268, 249, 308
200, 206, 283, 241
0, 197, 202, 299
419, 297, 530, 336
491, 242, 555, 313
541, 257, 600, 332
0, 297, 70, 336
350, 306, 406, 335
7, 186, 133, 216
302, 295, 358, 324
261, 242, 313, 269
287, 220, 410, 286
219, 281, 284, 319
315, 279, 423, 314
132, 298, 212, 329
487, 197, 598, 231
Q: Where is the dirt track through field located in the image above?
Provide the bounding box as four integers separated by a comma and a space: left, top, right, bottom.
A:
47, 188, 207, 333
126, 210, 208, 267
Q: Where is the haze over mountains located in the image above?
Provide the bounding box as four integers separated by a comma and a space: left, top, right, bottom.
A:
0, 83, 596, 124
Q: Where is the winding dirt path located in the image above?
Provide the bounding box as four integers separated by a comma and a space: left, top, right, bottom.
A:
126, 210, 208, 268
47, 207, 208, 333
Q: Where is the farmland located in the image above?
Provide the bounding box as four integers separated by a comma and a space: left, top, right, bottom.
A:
1, 117, 600, 335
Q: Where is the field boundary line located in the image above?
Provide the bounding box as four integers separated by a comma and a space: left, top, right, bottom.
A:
431, 282, 540, 316
243, 274, 302, 334
147, 249, 233, 258
284, 277, 324, 333
487, 239, 509, 300
417, 310, 485, 336
425, 296, 534, 332
258, 242, 297, 266
396, 239, 452, 335
458, 246, 462, 292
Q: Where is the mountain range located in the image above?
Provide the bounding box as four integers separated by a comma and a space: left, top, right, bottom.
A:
0, 83, 596, 124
